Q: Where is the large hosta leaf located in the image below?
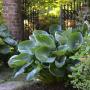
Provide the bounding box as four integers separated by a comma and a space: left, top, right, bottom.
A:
33, 30, 56, 49
53, 45, 70, 56
33, 30, 49, 37
49, 63, 65, 77
4, 37, 17, 46
0, 25, 8, 32
14, 63, 32, 78
8, 53, 33, 68
35, 34, 56, 49
0, 45, 10, 54
55, 56, 67, 68
0, 30, 11, 38
49, 24, 62, 36
18, 40, 35, 55
35, 46, 55, 63
55, 31, 83, 51
55, 31, 67, 45
26, 66, 41, 80
68, 32, 83, 50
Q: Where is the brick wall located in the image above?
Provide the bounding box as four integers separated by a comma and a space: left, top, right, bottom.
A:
3, 0, 23, 40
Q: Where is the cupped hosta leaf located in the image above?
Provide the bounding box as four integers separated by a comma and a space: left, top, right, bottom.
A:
49, 24, 62, 36
53, 45, 70, 56
49, 63, 65, 77
8, 53, 33, 68
0, 25, 8, 32
4, 37, 17, 46
33, 30, 49, 37
34, 34, 56, 49
18, 40, 35, 55
26, 66, 41, 80
55, 31, 67, 45
0, 30, 11, 38
35, 46, 55, 63
14, 63, 31, 78
0, 45, 10, 54
68, 32, 83, 50
55, 56, 66, 68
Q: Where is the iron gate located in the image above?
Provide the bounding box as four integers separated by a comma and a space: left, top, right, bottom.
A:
22, 0, 87, 39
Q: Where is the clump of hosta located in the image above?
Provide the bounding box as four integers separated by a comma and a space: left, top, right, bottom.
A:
8, 24, 84, 84
0, 25, 17, 65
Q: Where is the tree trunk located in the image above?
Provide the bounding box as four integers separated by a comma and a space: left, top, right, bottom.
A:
3, 0, 24, 40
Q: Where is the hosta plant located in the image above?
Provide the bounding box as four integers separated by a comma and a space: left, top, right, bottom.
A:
8, 24, 85, 84
0, 25, 17, 65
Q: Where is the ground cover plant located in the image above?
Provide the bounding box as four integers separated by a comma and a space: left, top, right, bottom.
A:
68, 23, 90, 90
0, 25, 17, 65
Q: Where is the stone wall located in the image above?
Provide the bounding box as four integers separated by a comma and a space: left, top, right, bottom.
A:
3, 0, 23, 40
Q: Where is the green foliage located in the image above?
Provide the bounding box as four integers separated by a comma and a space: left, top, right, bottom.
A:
8, 23, 87, 84
0, 25, 17, 65
0, 0, 4, 24
68, 58, 90, 90
68, 24, 90, 90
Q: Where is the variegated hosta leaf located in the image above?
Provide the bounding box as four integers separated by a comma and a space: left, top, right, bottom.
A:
55, 31, 67, 45
35, 34, 56, 49
8, 53, 33, 68
68, 32, 83, 50
49, 24, 62, 36
53, 45, 70, 56
49, 63, 65, 77
14, 63, 32, 78
0, 25, 8, 32
0, 30, 11, 38
18, 40, 35, 55
55, 56, 67, 68
33, 30, 49, 37
35, 46, 55, 63
26, 66, 42, 80
4, 37, 17, 46
33, 30, 56, 49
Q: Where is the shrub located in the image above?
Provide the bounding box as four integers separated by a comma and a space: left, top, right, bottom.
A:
8, 24, 87, 84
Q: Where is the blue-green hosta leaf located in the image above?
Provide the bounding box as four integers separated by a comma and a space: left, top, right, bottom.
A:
8, 53, 33, 68
18, 40, 35, 55
26, 66, 41, 80
68, 32, 83, 50
35, 46, 55, 63
0, 25, 8, 32
0, 45, 10, 54
0, 30, 11, 38
49, 63, 65, 77
49, 24, 62, 36
55, 56, 66, 68
29, 35, 36, 42
14, 63, 31, 78
55, 31, 67, 45
4, 37, 17, 46
33, 30, 49, 37
34, 34, 56, 49
53, 45, 70, 56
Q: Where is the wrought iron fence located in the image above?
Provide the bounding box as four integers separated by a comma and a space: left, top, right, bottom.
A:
22, 0, 88, 39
